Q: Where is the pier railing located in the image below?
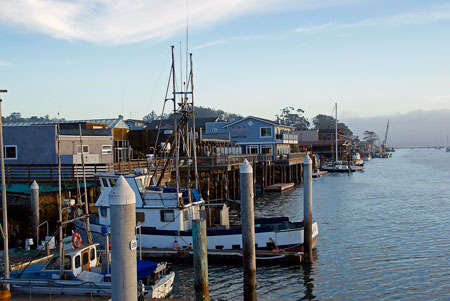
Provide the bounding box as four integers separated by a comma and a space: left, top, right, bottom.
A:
4, 152, 306, 183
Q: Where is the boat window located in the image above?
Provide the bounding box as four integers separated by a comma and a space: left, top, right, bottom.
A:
100, 207, 108, 217
82, 252, 89, 265
90, 248, 96, 261
215, 245, 224, 250
160, 210, 175, 222
135, 178, 143, 191
183, 210, 189, 221
136, 212, 145, 223
232, 244, 240, 250
109, 178, 116, 187
75, 255, 81, 269
101, 178, 108, 187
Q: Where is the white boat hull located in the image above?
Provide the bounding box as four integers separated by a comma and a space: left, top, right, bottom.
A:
75, 220, 319, 252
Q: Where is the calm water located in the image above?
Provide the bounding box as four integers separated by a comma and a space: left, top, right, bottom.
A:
172, 149, 450, 299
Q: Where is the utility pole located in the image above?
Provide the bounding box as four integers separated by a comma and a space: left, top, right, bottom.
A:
0, 89, 10, 289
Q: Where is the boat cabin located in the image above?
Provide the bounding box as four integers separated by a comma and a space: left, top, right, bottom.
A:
94, 172, 229, 232
12, 244, 99, 280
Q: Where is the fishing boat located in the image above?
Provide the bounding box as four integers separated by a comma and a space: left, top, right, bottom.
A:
75, 172, 318, 253
75, 46, 318, 255
6, 240, 174, 297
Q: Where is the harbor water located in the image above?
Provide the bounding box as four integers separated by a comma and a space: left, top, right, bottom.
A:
172, 148, 450, 299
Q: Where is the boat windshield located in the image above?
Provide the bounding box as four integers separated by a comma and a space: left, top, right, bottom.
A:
45, 255, 72, 271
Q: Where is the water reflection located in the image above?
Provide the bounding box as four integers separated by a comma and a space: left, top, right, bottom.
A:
172, 149, 450, 299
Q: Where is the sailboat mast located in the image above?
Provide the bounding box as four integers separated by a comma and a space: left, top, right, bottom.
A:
171, 46, 180, 201
335, 103, 338, 162
0, 90, 10, 286
57, 119, 64, 278
79, 124, 92, 244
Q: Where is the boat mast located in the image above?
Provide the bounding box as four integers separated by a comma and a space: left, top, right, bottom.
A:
0, 89, 10, 287
78, 124, 92, 244
171, 46, 181, 202
335, 103, 338, 162
57, 117, 64, 278
190, 53, 199, 189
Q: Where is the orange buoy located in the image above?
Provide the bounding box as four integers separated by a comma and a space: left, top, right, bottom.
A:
72, 232, 82, 248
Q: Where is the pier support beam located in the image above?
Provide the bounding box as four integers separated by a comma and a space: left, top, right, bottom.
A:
303, 155, 313, 263
192, 219, 209, 301
110, 176, 138, 301
240, 159, 257, 301
30, 181, 39, 248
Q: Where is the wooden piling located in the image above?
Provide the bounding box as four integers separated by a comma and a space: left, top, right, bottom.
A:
240, 160, 257, 301
303, 155, 313, 263
192, 219, 209, 301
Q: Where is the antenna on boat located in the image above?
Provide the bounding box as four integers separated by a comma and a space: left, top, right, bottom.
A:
0, 89, 10, 288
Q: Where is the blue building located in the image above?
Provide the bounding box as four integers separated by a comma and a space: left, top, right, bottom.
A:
205, 116, 298, 159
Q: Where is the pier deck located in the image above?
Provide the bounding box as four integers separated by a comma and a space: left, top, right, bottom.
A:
264, 183, 295, 192
312, 170, 328, 178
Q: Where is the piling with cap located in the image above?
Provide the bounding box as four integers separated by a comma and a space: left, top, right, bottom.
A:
30, 181, 39, 248
240, 159, 257, 301
192, 219, 209, 301
303, 155, 313, 263
109, 176, 137, 301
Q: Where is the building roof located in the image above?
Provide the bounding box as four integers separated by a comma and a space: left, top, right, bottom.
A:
145, 117, 219, 130
4, 117, 127, 129
222, 116, 294, 129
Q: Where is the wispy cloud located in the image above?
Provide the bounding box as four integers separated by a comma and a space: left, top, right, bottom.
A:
0, 0, 367, 45
294, 4, 450, 34
0, 60, 11, 67
295, 23, 334, 33
193, 34, 271, 50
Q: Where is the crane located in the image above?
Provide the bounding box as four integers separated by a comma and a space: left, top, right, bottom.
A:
382, 119, 389, 152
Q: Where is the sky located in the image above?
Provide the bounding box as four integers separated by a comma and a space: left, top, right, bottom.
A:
1, 0, 450, 145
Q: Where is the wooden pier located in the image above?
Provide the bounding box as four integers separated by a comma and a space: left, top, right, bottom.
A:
264, 183, 295, 192
312, 170, 328, 178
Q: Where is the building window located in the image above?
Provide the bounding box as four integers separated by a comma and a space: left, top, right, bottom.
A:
246, 145, 258, 154
160, 210, 175, 222
260, 127, 272, 137
260, 145, 273, 154
4, 145, 17, 160
102, 145, 113, 154
77, 145, 89, 154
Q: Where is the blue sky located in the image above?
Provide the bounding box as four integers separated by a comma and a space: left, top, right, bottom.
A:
1, 0, 450, 123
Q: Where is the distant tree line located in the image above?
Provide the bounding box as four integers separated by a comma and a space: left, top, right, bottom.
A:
1, 112, 64, 123
143, 106, 242, 122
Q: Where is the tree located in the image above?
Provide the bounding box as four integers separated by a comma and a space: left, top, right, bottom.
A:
363, 130, 378, 146
277, 107, 309, 130
312, 114, 354, 136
